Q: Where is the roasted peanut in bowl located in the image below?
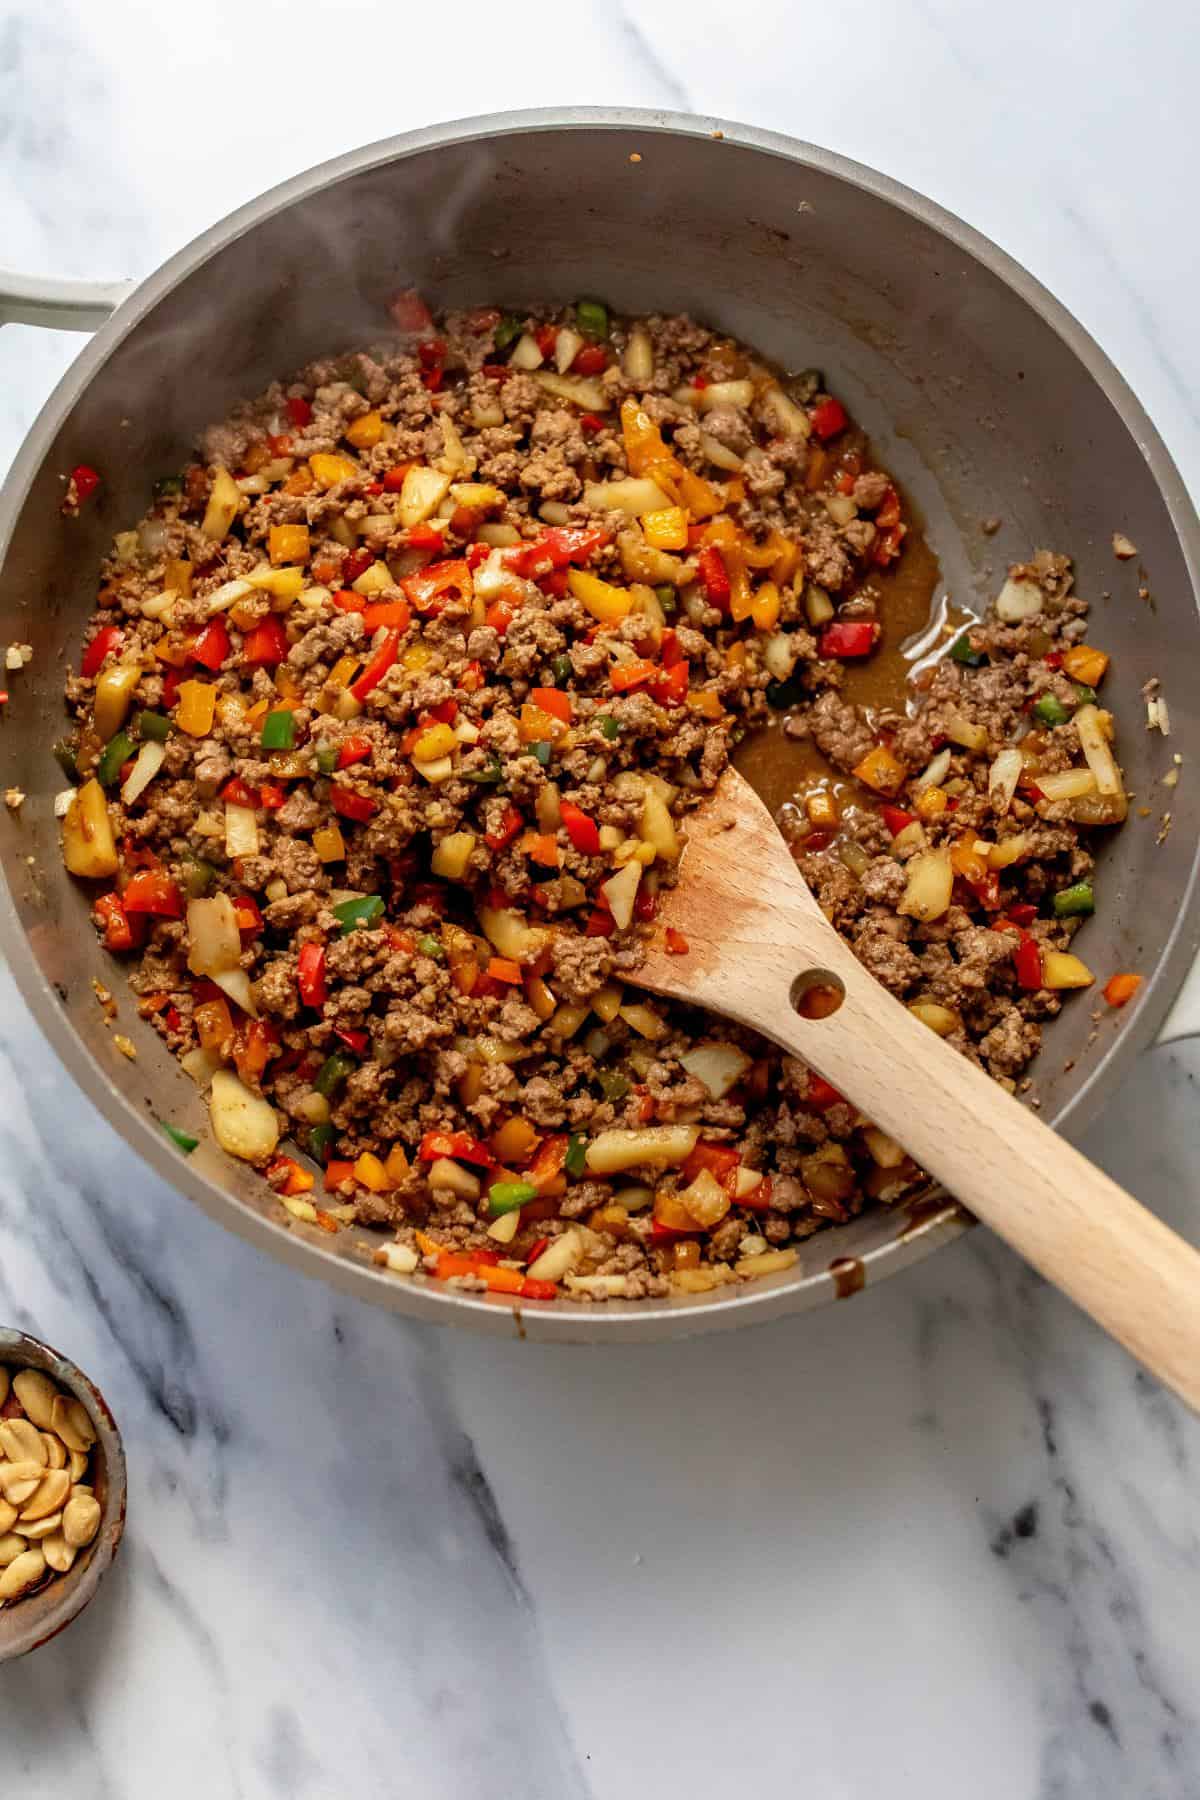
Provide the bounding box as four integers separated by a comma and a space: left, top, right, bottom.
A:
0, 1329, 126, 1660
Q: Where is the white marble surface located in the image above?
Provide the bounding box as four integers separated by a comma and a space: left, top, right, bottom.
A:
1, 2, 1199, 1794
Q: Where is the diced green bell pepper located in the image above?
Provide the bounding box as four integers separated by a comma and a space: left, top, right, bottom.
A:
564, 1133, 588, 1178
332, 895, 384, 934
314, 1051, 355, 1098
1052, 881, 1095, 917
161, 1121, 198, 1153
1034, 693, 1071, 727
261, 709, 296, 750
576, 299, 609, 340
487, 1180, 538, 1217
950, 633, 986, 667
96, 731, 136, 787
597, 1069, 630, 1104
137, 710, 172, 742
494, 314, 523, 351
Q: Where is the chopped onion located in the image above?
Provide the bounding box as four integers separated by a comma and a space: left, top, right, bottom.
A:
825, 493, 857, 527
987, 747, 1024, 816
679, 1043, 753, 1099
995, 577, 1044, 623
186, 894, 241, 976
697, 430, 744, 472
203, 578, 254, 616
211, 967, 259, 1018
531, 370, 609, 410
138, 518, 169, 557
470, 398, 505, 430
583, 478, 670, 516
435, 412, 471, 474
538, 501, 572, 526
527, 1229, 583, 1282
1034, 767, 1097, 801
554, 327, 584, 374
224, 801, 259, 858
139, 589, 179, 621
988, 832, 1029, 869
600, 859, 642, 929
696, 379, 755, 411
838, 839, 870, 877
898, 850, 954, 921
181, 1045, 223, 1087
623, 325, 654, 383
584, 1125, 699, 1174
509, 332, 543, 371
804, 585, 834, 627
53, 789, 75, 818
120, 739, 166, 806
208, 1069, 279, 1163
1075, 703, 1122, 795
943, 710, 988, 753
914, 747, 952, 792
763, 631, 799, 681
761, 384, 811, 439
476, 523, 522, 549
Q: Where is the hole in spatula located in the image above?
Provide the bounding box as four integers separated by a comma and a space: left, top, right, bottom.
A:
790, 969, 845, 1020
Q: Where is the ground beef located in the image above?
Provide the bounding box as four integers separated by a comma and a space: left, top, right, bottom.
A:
61, 299, 1124, 1305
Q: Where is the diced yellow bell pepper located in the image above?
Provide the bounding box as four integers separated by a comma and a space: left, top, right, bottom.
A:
327, 656, 360, 690
154, 634, 192, 668
430, 830, 477, 880
345, 411, 385, 450
412, 722, 458, 762
853, 745, 906, 795
384, 1144, 411, 1185
201, 467, 241, 541
309, 452, 357, 490
915, 785, 948, 821
245, 699, 270, 725
1042, 950, 1095, 990
642, 506, 689, 552
93, 664, 141, 740
312, 824, 346, 863
274, 666, 301, 699
567, 568, 633, 623
354, 1151, 392, 1193
687, 688, 725, 720
518, 702, 566, 744
401, 644, 433, 672
674, 463, 724, 520
751, 582, 781, 632
269, 523, 311, 566
805, 789, 840, 827
61, 779, 117, 879
163, 557, 194, 598
176, 680, 217, 737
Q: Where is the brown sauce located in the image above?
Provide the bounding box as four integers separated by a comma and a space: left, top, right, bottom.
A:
899, 1194, 971, 1238
829, 1256, 865, 1299
734, 527, 971, 825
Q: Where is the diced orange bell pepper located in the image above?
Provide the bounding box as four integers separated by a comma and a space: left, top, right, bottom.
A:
518, 702, 567, 743
269, 523, 311, 566
1102, 971, 1142, 1007
529, 686, 572, 725
345, 410, 385, 449
176, 679, 217, 737
491, 1117, 542, 1164
1062, 644, 1110, 687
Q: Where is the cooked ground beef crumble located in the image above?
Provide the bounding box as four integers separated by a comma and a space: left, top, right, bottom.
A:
58, 298, 1127, 1303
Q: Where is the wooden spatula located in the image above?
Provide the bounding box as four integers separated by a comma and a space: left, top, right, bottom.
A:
633, 767, 1200, 1409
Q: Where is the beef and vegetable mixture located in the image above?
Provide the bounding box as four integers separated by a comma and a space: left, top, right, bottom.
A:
57, 298, 1137, 1302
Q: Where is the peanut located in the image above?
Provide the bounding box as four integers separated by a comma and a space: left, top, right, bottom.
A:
0, 1547, 46, 1602
42, 1533, 77, 1575
20, 1468, 70, 1523
0, 1533, 27, 1566
0, 1461, 44, 1506
62, 1494, 101, 1550
40, 1431, 66, 1471
50, 1396, 95, 1454
0, 1418, 47, 1466
12, 1369, 57, 1431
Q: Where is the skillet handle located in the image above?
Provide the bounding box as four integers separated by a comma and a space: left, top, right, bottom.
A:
0, 269, 135, 333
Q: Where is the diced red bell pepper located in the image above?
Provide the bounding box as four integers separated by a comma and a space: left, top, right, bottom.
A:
872, 526, 905, 567
610, 659, 657, 693
697, 545, 731, 609
402, 558, 471, 617
336, 735, 372, 770
1043, 651, 1064, 670
572, 344, 608, 375
1006, 903, 1039, 928
539, 568, 570, 597
422, 367, 444, 393
484, 804, 523, 852
485, 599, 516, 636
418, 1130, 496, 1169
651, 661, 689, 707
1013, 933, 1044, 990
680, 1140, 742, 1191
737, 1175, 773, 1214
417, 336, 447, 370
70, 464, 101, 504
633, 888, 659, 922
190, 617, 230, 671
81, 625, 123, 678
297, 942, 327, 1008
806, 1075, 845, 1110
527, 1135, 569, 1193
408, 527, 446, 555
222, 776, 259, 809
235, 1018, 279, 1085
875, 486, 902, 529
162, 667, 183, 708
233, 895, 263, 935
258, 780, 286, 812
389, 289, 434, 336
382, 464, 413, 493
362, 598, 412, 632
285, 395, 313, 429
665, 927, 689, 955
659, 629, 685, 669
810, 397, 848, 439
243, 616, 288, 667
585, 908, 616, 937
487, 957, 523, 985
325, 1160, 356, 1192
331, 784, 378, 823
481, 363, 511, 383
560, 800, 600, 856
342, 547, 374, 586
819, 620, 878, 658
350, 629, 401, 702
460, 659, 485, 692
335, 1027, 369, 1056
580, 413, 606, 436
164, 1003, 183, 1033
121, 868, 183, 918
95, 892, 140, 952
880, 804, 915, 837
533, 324, 558, 360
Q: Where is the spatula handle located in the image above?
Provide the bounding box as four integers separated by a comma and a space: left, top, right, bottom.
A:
749, 932, 1200, 1411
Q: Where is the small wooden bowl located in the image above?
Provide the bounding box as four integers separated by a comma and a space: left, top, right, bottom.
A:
0, 1329, 126, 1661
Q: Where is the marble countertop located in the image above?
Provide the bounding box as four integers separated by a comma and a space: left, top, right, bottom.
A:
2, 3, 1199, 1794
